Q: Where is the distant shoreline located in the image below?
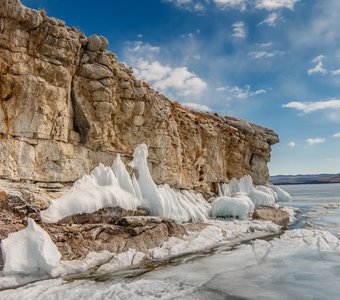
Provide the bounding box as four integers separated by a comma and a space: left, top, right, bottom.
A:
270, 174, 340, 185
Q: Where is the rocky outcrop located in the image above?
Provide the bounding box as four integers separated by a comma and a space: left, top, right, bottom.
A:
0, 181, 186, 263
253, 206, 290, 227
0, 0, 278, 193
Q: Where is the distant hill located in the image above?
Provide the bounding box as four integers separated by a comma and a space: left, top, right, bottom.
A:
270, 173, 340, 185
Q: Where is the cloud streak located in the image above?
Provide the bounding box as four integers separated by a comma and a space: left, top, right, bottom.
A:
232, 21, 247, 39
306, 138, 325, 146
248, 50, 285, 59
283, 99, 340, 113
258, 12, 282, 27
255, 0, 300, 11
165, 0, 300, 12
216, 84, 266, 99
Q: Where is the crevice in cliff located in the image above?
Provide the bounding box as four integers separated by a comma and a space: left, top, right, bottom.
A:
70, 78, 90, 144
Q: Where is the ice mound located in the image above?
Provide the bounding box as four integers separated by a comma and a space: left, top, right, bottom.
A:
218, 175, 289, 206
249, 188, 276, 206
211, 195, 254, 220
40, 163, 140, 223
130, 144, 209, 223
1, 219, 61, 275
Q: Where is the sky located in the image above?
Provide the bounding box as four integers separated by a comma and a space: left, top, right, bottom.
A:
21, 0, 340, 175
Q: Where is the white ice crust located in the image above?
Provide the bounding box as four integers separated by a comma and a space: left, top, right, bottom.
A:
1, 219, 61, 275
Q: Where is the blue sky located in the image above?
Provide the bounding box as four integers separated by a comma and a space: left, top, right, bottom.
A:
22, 0, 340, 175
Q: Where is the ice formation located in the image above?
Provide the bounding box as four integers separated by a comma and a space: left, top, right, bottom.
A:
1, 219, 61, 275
40, 144, 291, 224
217, 175, 290, 207
40, 164, 141, 223
269, 183, 292, 202
40, 144, 210, 224
211, 195, 254, 220
129, 144, 209, 223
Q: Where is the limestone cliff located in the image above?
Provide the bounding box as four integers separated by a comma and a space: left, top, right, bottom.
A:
0, 0, 279, 193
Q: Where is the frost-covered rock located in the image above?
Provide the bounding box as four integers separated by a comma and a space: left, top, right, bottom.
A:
40, 164, 140, 223
1, 219, 61, 275
211, 195, 254, 220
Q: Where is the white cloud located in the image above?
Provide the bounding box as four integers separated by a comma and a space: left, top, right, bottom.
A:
257, 42, 273, 48
182, 102, 212, 111
124, 41, 161, 61
134, 59, 171, 82
134, 59, 207, 97
307, 55, 328, 75
282, 99, 340, 113
232, 21, 246, 39
287, 141, 296, 148
166, 0, 299, 12
331, 69, 340, 76
306, 138, 325, 146
248, 50, 285, 59
164, 0, 207, 12
255, 0, 299, 11
213, 0, 247, 11
216, 84, 266, 99
123, 41, 207, 98
258, 12, 282, 27
333, 132, 340, 138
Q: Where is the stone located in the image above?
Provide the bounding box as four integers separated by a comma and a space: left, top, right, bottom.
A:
86, 34, 102, 51
99, 36, 109, 50
252, 206, 290, 227
79, 63, 113, 80
133, 115, 144, 126
93, 90, 111, 102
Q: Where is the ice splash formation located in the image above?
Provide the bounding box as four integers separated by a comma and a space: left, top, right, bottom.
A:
41, 144, 210, 223
40, 144, 290, 223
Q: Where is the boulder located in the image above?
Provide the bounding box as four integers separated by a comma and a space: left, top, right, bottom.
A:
252, 206, 290, 227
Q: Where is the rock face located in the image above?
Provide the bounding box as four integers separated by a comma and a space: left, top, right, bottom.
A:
0, 0, 279, 193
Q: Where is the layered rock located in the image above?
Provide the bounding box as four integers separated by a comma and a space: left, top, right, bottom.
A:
0, 0, 278, 194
